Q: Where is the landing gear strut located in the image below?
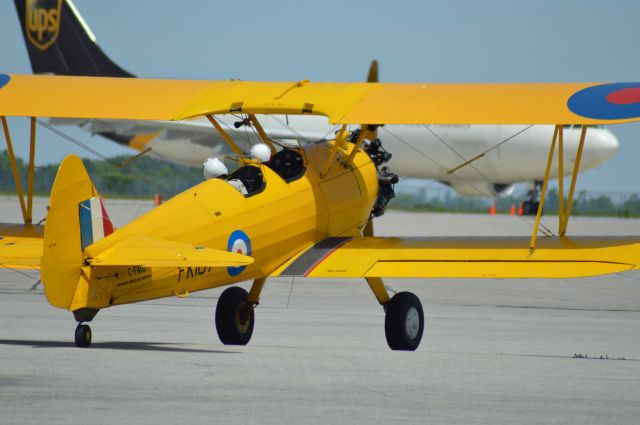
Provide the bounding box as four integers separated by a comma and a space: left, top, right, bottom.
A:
74, 323, 92, 348
215, 286, 255, 345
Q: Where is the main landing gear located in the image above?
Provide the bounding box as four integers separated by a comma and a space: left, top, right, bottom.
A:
215, 286, 255, 345
367, 276, 424, 351
384, 292, 424, 351
215, 277, 265, 345
215, 276, 424, 351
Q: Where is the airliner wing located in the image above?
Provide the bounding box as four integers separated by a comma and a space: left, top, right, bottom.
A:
48, 116, 330, 159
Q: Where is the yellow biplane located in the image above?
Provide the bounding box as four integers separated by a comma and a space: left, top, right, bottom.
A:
1, 73, 639, 350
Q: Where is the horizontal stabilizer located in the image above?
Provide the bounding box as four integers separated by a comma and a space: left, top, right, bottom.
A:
87, 235, 253, 268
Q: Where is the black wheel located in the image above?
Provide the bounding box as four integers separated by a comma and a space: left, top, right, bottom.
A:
384, 292, 424, 351
74, 324, 92, 348
215, 287, 254, 345
521, 200, 541, 216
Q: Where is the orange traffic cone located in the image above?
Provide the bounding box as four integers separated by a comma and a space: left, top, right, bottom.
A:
154, 194, 163, 206
489, 203, 496, 216
517, 205, 524, 216
510, 204, 516, 216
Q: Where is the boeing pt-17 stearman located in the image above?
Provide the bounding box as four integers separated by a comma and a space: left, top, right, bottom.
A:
1, 72, 640, 350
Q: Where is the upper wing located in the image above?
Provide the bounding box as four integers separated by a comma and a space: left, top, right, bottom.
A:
1, 73, 639, 125
0, 223, 43, 269
272, 236, 640, 279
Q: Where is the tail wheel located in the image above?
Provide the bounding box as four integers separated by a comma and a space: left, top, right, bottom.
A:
215, 287, 255, 345
384, 292, 424, 351
74, 324, 92, 348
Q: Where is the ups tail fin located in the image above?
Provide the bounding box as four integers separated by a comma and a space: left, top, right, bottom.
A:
41, 155, 107, 309
14, 0, 133, 77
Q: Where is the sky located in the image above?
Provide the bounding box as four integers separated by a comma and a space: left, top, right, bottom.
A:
1, 0, 640, 192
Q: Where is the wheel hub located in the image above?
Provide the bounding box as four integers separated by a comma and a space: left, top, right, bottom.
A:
404, 307, 420, 340
236, 305, 252, 334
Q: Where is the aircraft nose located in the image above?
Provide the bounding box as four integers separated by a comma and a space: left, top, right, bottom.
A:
585, 128, 619, 167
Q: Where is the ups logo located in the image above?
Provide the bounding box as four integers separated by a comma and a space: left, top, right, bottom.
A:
26, 0, 62, 51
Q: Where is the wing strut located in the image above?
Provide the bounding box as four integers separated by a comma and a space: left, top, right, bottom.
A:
205, 114, 245, 157
1, 116, 37, 224
26, 117, 36, 223
320, 124, 348, 177
529, 124, 588, 252
560, 125, 587, 235
246, 114, 277, 155
320, 124, 378, 178
346, 125, 377, 164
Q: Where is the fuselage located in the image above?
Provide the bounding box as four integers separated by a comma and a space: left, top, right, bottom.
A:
82, 142, 377, 307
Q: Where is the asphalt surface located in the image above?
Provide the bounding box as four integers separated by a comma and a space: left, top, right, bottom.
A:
1, 197, 639, 425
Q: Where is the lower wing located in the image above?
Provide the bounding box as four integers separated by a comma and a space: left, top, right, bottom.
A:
0, 223, 43, 269
272, 236, 640, 279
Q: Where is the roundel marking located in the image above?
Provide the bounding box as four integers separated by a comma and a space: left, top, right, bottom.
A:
227, 230, 251, 277
0, 74, 10, 90
606, 87, 640, 105
567, 82, 640, 120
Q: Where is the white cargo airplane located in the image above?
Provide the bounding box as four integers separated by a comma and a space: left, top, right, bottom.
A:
14, 0, 619, 205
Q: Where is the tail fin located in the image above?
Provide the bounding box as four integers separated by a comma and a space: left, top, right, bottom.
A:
41, 155, 113, 309
13, 0, 133, 77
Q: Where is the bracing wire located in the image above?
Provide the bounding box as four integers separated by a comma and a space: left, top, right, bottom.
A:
440, 124, 534, 174
382, 125, 555, 236
422, 125, 555, 236
0, 264, 41, 284
286, 276, 296, 308
34, 118, 190, 197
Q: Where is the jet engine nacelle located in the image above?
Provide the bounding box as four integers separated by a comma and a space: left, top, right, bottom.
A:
447, 181, 516, 198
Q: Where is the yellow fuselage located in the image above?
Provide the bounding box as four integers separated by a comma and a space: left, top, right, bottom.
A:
80, 142, 378, 308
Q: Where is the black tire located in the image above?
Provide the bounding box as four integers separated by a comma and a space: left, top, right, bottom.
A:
521, 200, 541, 216
74, 324, 92, 348
384, 292, 424, 351
215, 287, 254, 345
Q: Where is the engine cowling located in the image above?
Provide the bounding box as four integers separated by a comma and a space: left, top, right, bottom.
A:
446, 181, 516, 198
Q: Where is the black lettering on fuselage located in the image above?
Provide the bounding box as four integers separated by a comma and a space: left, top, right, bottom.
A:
177, 267, 213, 282
128, 266, 148, 277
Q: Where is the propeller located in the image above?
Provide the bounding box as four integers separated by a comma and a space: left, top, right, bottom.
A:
366, 59, 379, 83
366, 60, 379, 142
364, 59, 380, 237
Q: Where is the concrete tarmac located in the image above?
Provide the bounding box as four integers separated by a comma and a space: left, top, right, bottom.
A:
1, 198, 639, 424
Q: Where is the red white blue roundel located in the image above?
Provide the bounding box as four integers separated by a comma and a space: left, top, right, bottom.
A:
227, 230, 251, 276
568, 82, 640, 120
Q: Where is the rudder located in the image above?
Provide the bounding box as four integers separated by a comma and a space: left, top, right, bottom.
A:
41, 155, 112, 310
